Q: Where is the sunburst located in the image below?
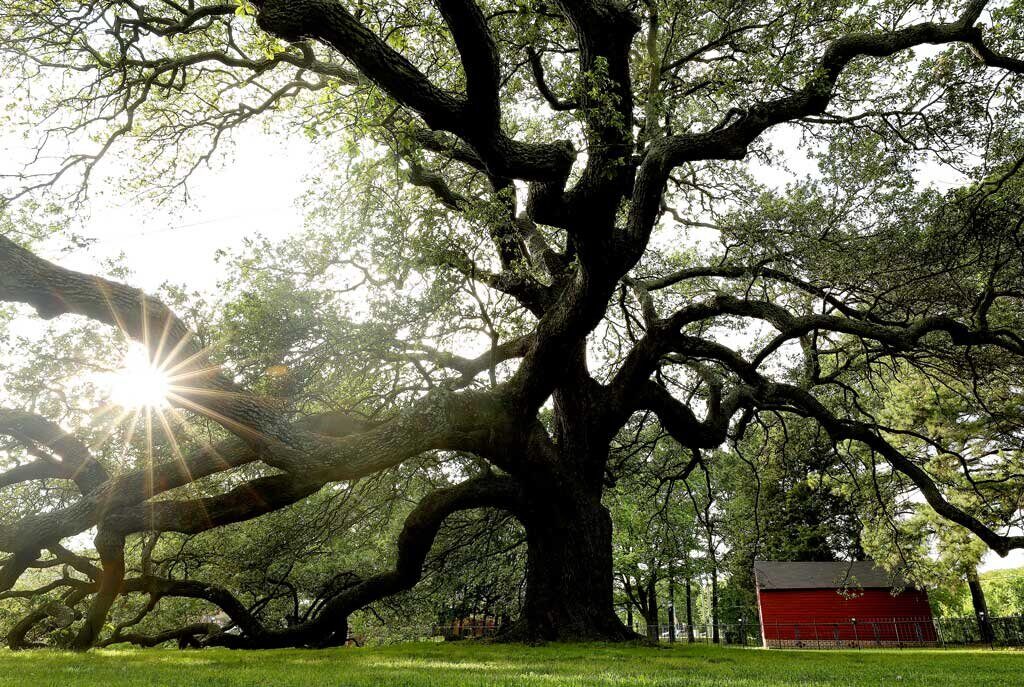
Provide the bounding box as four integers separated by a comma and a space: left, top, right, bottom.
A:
93, 339, 213, 520
107, 343, 172, 410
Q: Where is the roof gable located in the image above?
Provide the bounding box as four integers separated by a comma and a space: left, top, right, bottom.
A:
754, 560, 909, 591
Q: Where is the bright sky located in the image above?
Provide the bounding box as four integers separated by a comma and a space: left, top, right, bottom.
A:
55, 132, 315, 292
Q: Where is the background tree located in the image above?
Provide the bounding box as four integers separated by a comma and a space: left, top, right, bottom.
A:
610, 433, 699, 639
717, 415, 866, 624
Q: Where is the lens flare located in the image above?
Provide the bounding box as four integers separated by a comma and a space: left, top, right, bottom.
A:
108, 343, 171, 409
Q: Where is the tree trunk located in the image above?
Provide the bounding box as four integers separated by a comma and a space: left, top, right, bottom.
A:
685, 574, 695, 641
968, 569, 994, 643
513, 490, 634, 641
711, 566, 720, 644
668, 566, 676, 643
644, 577, 660, 641
507, 369, 634, 642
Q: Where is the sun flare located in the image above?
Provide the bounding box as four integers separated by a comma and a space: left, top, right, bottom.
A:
108, 343, 172, 409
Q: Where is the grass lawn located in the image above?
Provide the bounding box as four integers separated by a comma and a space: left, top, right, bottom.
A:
1, 642, 1021, 686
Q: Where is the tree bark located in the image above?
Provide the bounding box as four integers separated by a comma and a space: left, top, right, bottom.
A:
668, 566, 676, 643
684, 574, 695, 641
968, 569, 994, 644
644, 574, 660, 641
711, 565, 720, 644
513, 490, 634, 641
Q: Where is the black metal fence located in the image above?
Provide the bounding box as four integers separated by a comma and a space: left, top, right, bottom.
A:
758, 616, 937, 649
636, 622, 760, 646
350, 616, 1024, 648
639, 615, 1024, 649
935, 615, 1024, 647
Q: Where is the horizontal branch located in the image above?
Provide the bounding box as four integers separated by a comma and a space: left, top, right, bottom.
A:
625, 1, 1019, 264
767, 382, 1024, 556
644, 334, 1024, 557
0, 237, 522, 485
0, 408, 108, 493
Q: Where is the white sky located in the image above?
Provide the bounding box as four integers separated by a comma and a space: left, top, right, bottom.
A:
50, 132, 315, 292
983, 549, 1024, 571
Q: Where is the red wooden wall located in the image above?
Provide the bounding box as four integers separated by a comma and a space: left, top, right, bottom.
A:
758, 588, 936, 644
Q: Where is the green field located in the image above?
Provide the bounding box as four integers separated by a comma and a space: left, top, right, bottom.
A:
1, 642, 1021, 686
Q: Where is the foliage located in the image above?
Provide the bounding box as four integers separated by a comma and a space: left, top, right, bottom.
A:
0, 0, 1022, 649
931, 567, 1024, 617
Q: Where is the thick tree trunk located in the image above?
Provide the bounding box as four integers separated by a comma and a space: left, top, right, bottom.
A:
513, 491, 634, 641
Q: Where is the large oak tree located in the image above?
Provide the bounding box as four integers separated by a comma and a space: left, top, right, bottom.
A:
0, 0, 1022, 648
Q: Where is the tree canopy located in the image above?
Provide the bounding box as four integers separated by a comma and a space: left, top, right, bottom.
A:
0, 0, 1022, 649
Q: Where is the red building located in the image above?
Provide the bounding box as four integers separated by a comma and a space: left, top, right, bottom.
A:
755, 560, 936, 648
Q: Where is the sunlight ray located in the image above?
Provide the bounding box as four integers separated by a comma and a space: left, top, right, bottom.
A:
160, 344, 218, 379
158, 329, 202, 375
165, 392, 270, 444
88, 405, 138, 453
151, 311, 176, 375
144, 406, 154, 501
153, 407, 211, 526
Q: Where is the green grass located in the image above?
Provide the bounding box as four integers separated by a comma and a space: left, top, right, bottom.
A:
1, 642, 1021, 686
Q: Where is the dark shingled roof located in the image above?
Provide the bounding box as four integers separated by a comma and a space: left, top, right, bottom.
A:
754, 560, 908, 591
